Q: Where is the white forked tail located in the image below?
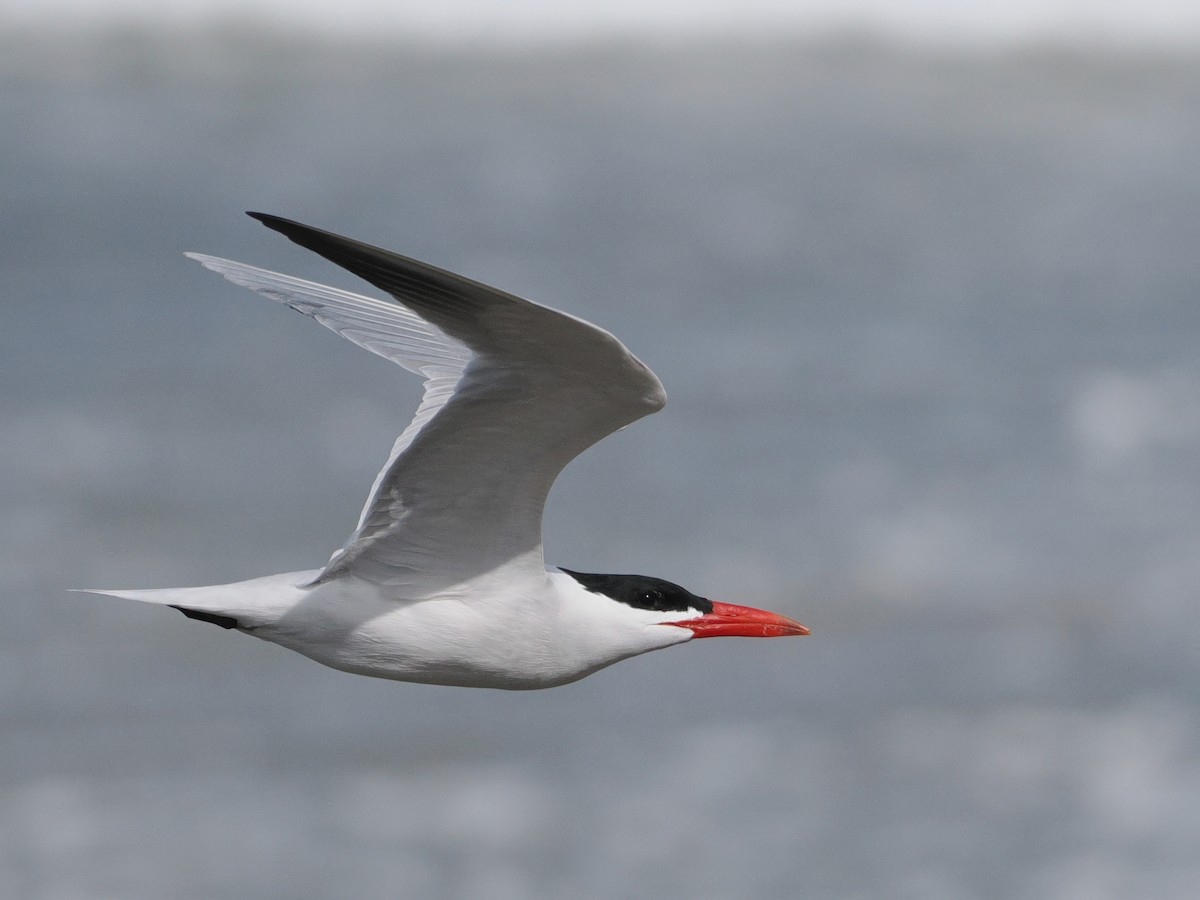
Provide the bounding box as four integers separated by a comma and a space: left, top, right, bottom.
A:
76, 570, 321, 630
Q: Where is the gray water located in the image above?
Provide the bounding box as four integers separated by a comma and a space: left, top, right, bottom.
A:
4, 28, 1200, 899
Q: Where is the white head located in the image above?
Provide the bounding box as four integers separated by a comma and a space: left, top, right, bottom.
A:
541, 568, 809, 687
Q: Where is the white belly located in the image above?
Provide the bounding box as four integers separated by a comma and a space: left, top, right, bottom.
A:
256, 577, 604, 690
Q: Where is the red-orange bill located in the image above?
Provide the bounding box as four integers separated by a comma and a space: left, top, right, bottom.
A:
666, 601, 810, 638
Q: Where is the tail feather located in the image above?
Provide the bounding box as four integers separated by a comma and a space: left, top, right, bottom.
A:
169, 606, 240, 629
74, 586, 250, 629
74, 569, 320, 630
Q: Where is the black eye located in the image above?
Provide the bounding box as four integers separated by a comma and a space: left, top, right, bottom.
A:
639, 589, 665, 609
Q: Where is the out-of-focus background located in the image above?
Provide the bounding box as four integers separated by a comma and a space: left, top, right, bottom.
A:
4, 1, 1200, 897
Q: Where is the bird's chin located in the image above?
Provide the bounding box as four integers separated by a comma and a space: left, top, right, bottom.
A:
665, 601, 810, 639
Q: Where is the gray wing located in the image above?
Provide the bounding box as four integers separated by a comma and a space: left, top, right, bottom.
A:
191, 214, 666, 589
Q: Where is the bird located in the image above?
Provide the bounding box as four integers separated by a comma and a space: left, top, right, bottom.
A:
85, 213, 808, 689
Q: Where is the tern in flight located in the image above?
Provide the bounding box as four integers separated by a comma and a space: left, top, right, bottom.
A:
88, 214, 808, 689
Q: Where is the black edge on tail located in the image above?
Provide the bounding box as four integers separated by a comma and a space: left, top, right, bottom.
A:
169, 606, 240, 629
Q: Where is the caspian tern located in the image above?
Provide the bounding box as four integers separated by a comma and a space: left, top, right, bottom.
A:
87, 214, 808, 689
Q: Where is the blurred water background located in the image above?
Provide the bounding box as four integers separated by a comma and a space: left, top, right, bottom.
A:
3, 7, 1200, 899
